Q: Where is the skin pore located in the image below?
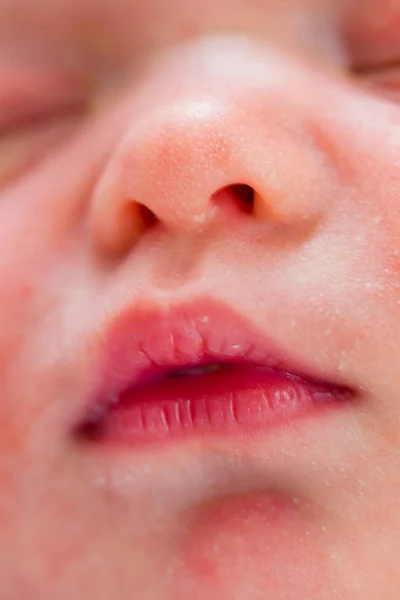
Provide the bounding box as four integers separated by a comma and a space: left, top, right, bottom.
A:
1, 0, 400, 598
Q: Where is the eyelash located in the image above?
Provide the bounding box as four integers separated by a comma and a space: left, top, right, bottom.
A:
353, 61, 400, 102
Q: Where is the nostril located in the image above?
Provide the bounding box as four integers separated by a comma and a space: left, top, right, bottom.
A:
138, 203, 157, 228
120, 200, 157, 240
212, 184, 255, 215
96, 200, 158, 257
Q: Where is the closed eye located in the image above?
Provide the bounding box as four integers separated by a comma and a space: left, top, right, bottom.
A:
0, 67, 90, 187
353, 60, 400, 104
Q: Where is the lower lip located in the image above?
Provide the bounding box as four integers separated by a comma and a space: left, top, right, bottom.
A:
78, 366, 348, 446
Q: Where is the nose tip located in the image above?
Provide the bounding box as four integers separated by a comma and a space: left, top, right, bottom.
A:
90, 88, 325, 256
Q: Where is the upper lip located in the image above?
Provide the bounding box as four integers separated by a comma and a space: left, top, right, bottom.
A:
83, 298, 352, 419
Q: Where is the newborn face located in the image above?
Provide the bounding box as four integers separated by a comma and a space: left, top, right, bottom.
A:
2, 0, 400, 598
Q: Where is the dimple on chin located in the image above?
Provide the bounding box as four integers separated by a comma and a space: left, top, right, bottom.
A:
173, 490, 330, 600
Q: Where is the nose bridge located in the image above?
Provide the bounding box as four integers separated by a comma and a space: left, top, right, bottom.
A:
90, 41, 331, 255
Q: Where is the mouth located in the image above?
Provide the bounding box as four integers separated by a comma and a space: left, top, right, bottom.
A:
76, 299, 353, 447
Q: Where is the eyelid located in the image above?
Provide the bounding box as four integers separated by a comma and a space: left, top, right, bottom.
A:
0, 65, 91, 129
352, 60, 400, 76
349, 61, 400, 105
0, 67, 91, 188
0, 111, 83, 188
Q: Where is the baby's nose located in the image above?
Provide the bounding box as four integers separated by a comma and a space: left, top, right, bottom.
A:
90, 38, 332, 256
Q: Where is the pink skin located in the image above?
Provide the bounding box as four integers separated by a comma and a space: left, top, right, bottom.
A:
1, 0, 400, 598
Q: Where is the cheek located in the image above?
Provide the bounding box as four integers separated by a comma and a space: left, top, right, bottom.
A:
372, 165, 400, 275
0, 186, 72, 448
0, 203, 53, 359
0, 145, 89, 327
175, 491, 328, 600
337, 110, 400, 282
